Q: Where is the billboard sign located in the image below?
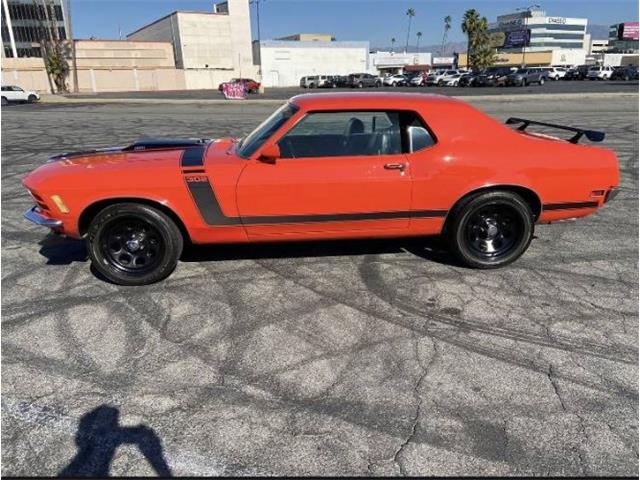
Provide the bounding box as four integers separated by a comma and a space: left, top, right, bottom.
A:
503, 29, 530, 48
621, 22, 639, 40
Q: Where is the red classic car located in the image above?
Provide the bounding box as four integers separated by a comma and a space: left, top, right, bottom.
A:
217, 78, 261, 94
23, 93, 619, 285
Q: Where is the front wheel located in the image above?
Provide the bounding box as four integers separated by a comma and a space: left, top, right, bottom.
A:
539, 77, 545, 85
446, 191, 534, 269
27, 94, 38, 103
1, 96, 7, 105
87, 203, 183, 285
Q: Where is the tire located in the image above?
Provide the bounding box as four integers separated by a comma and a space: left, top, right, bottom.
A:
87, 203, 183, 286
358, 82, 364, 88
27, 94, 38, 103
446, 191, 534, 269
1, 97, 7, 106
539, 77, 545, 85
520, 79, 525, 87
309, 83, 315, 89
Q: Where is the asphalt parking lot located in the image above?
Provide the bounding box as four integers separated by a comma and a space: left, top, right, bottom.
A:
55, 78, 639, 101
2, 94, 638, 476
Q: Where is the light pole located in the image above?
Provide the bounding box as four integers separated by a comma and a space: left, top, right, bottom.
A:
516, 4, 540, 68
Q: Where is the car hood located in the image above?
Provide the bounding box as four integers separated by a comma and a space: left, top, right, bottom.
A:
23, 137, 238, 192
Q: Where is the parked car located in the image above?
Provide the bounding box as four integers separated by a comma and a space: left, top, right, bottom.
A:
541, 67, 567, 80
408, 73, 428, 86
587, 65, 615, 80
329, 75, 349, 87
299, 75, 333, 88
442, 73, 465, 86
458, 72, 480, 87
436, 70, 464, 86
22, 92, 619, 285
347, 73, 381, 88
474, 67, 513, 87
563, 65, 590, 81
217, 78, 260, 93
506, 68, 547, 86
383, 74, 408, 87
610, 65, 638, 81
1, 85, 40, 105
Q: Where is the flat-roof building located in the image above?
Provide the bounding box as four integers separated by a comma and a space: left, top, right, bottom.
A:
490, 9, 588, 52
127, 0, 256, 88
256, 39, 368, 87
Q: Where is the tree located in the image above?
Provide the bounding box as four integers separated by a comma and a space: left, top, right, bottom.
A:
405, 8, 415, 52
416, 31, 422, 52
33, 0, 70, 93
468, 16, 497, 71
391, 37, 396, 53
441, 15, 451, 56
461, 9, 481, 70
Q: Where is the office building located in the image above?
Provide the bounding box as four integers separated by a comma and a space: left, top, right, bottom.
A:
1, 0, 67, 58
490, 9, 588, 52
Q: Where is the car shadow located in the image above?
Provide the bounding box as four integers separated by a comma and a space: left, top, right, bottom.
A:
36, 232, 465, 269
58, 405, 172, 477
38, 233, 87, 265
180, 235, 465, 268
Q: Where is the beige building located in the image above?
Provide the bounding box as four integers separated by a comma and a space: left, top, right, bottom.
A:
458, 48, 586, 68
1, 39, 185, 92
127, 0, 257, 89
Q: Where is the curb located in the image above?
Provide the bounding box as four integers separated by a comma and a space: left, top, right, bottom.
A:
39, 91, 638, 105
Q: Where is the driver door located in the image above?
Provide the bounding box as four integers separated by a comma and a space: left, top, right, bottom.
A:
236, 110, 412, 238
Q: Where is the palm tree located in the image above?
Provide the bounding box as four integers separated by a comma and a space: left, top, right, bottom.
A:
391, 37, 396, 53
441, 15, 452, 56
405, 8, 415, 52
416, 31, 423, 52
461, 9, 481, 70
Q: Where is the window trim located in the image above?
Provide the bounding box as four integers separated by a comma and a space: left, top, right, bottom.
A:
274, 108, 438, 160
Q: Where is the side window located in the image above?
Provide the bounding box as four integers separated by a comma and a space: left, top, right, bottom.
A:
278, 111, 402, 158
400, 111, 436, 153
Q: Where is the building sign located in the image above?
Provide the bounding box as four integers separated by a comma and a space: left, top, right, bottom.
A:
621, 22, 639, 40
547, 17, 567, 25
503, 29, 530, 48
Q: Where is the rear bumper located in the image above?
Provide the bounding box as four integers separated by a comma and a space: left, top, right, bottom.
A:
24, 206, 63, 228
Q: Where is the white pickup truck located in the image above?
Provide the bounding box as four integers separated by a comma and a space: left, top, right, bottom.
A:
1, 85, 40, 105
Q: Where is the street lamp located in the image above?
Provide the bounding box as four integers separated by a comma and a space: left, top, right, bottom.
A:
516, 4, 540, 67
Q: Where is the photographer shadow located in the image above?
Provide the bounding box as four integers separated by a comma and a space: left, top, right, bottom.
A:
59, 405, 172, 477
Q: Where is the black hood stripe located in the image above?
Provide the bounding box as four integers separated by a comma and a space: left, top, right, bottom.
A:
180, 145, 207, 168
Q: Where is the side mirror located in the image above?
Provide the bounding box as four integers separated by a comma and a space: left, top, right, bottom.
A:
258, 143, 280, 164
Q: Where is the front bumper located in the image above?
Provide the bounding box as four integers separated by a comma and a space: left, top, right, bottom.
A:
24, 206, 63, 228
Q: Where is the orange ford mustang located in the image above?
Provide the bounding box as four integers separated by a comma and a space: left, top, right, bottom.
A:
23, 93, 619, 285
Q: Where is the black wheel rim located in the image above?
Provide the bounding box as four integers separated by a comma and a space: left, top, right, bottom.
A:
100, 216, 165, 274
464, 204, 524, 260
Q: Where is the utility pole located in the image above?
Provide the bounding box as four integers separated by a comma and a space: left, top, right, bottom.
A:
65, 0, 78, 93
516, 4, 540, 68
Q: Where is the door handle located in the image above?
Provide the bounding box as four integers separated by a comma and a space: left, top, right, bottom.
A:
384, 163, 406, 171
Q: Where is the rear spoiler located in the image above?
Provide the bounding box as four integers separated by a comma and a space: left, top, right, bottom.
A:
505, 117, 605, 144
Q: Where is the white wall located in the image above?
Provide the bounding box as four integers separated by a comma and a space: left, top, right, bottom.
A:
259, 41, 369, 87
550, 48, 586, 65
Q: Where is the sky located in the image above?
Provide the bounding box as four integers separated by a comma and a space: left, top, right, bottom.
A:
71, 0, 639, 47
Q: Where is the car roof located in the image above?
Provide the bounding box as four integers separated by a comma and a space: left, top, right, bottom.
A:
290, 92, 464, 111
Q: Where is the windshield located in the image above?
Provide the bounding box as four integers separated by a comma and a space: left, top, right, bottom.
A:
237, 103, 299, 158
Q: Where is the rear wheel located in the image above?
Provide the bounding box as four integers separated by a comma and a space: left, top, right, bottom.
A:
87, 203, 183, 286
446, 191, 534, 269
1, 97, 7, 105
539, 77, 545, 85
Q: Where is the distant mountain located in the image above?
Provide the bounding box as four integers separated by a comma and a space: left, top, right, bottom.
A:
371, 41, 468, 56
587, 24, 610, 40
